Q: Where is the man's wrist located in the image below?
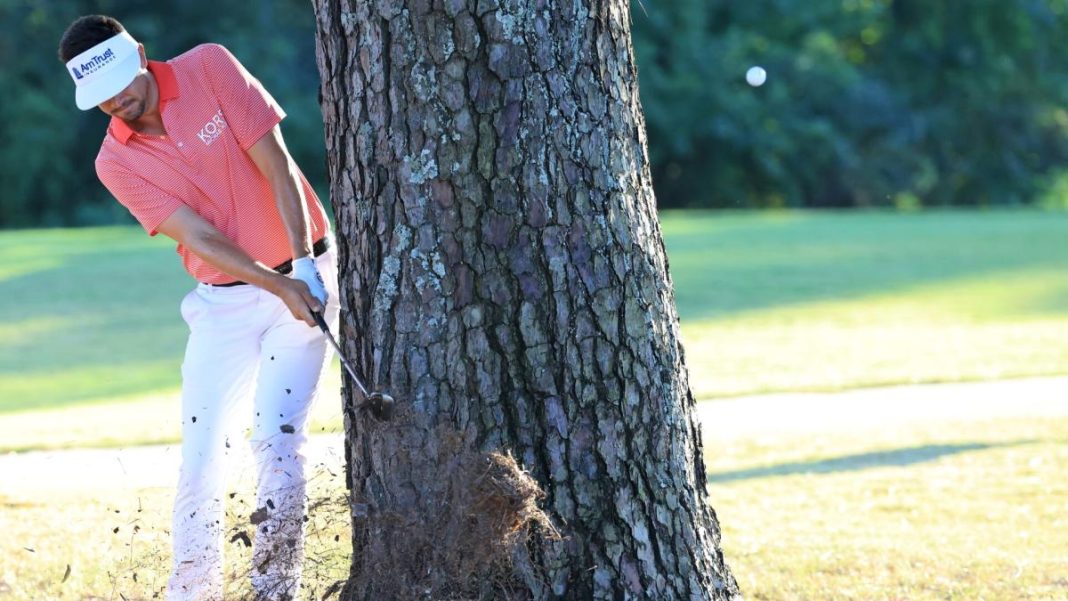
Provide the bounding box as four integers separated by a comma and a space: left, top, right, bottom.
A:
292, 242, 314, 260
290, 256, 328, 305
255, 270, 292, 296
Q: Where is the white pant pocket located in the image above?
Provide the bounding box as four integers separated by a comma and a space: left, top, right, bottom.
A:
179, 289, 203, 326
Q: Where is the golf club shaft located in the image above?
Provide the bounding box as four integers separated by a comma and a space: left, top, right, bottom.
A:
313, 311, 370, 398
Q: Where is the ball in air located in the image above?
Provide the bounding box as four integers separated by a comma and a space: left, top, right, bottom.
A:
746, 66, 767, 87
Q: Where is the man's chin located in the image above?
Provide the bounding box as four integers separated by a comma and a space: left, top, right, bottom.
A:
117, 103, 145, 122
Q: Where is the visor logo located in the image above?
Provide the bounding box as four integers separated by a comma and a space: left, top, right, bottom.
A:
71, 67, 84, 80
77, 48, 117, 77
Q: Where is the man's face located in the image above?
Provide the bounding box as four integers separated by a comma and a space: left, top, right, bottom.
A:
95, 43, 150, 122
97, 72, 149, 121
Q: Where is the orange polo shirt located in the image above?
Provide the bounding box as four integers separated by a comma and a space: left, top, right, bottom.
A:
95, 43, 330, 284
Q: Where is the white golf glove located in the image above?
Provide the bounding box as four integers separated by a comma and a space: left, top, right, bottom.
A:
291, 256, 328, 306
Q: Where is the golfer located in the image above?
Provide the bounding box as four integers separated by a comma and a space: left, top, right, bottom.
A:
59, 15, 339, 600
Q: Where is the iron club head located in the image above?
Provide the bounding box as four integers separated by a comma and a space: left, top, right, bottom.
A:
366, 392, 395, 421
312, 309, 396, 421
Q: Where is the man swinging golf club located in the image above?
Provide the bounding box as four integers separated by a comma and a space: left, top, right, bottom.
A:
60, 15, 337, 600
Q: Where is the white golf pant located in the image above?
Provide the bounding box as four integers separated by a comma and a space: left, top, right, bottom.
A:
167, 250, 339, 601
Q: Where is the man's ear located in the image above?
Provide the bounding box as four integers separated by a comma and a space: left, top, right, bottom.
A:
137, 43, 148, 68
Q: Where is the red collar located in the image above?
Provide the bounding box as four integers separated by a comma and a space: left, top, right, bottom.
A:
109, 60, 179, 145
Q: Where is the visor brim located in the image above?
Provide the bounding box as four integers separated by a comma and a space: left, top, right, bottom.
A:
74, 52, 142, 111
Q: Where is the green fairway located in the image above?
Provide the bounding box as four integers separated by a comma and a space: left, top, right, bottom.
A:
2, 210, 1068, 450
0, 227, 190, 410
0, 226, 345, 451
665, 209, 1068, 398
1, 211, 1066, 599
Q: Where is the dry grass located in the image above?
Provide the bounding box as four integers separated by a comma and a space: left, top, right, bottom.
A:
3, 404, 1065, 600
0, 443, 351, 600
0, 429, 558, 601
351, 433, 558, 600
708, 415, 1068, 600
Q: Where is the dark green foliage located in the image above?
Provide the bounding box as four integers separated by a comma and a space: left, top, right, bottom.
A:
631, 0, 1068, 208
0, 0, 324, 227
4, 1, 1068, 225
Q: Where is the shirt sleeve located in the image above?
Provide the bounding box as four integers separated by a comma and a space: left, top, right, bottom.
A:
199, 43, 286, 150
96, 159, 183, 236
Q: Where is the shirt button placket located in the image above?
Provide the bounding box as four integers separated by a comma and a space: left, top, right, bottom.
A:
174, 138, 198, 171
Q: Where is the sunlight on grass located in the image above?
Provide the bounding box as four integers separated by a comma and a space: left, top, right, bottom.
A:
0, 257, 63, 283
0, 226, 190, 414
3, 211, 1068, 416
0, 450, 350, 600
682, 267, 1068, 398
707, 415, 1068, 600
1, 361, 182, 413
2, 212, 1067, 598
0, 365, 344, 453
0, 317, 67, 348
1, 408, 1062, 599
663, 209, 1068, 398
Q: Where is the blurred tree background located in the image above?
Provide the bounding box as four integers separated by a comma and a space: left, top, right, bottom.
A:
632, 0, 1068, 209
3, 0, 1068, 227
0, 0, 324, 227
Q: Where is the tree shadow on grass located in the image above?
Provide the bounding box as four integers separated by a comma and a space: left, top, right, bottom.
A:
708, 440, 1034, 484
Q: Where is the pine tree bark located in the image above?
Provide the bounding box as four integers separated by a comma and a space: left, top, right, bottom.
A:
312, 1, 740, 599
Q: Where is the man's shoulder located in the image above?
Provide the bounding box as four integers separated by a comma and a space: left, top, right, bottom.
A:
95, 137, 125, 174
167, 44, 246, 94
171, 43, 233, 70
95, 125, 143, 174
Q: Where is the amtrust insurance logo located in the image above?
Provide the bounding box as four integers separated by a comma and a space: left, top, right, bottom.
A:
71, 48, 116, 80
197, 109, 228, 146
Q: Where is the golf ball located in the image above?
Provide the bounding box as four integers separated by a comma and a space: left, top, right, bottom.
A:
746, 66, 767, 87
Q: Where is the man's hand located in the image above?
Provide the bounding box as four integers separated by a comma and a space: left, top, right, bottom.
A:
269, 274, 322, 327
156, 206, 325, 327
291, 256, 328, 306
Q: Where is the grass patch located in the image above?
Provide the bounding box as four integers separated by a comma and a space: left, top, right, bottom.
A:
665, 209, 1068, 398
0, 368, 344, 453
3, 211, 1067, 598
1, 407, 1063, 599
708, 414, 1068, 600
0, 226, 344, 451
2, 210, 1068, 450
0, 227, 190, 411
0, 448, 350, 600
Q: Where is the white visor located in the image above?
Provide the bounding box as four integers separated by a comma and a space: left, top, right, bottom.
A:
66, 31, 141, 110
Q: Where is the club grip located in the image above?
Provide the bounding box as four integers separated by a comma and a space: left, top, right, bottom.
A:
312, 309, 329, 333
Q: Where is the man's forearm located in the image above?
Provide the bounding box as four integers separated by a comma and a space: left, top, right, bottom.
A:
183, 226, 290, 293
269, 159, 315, 260
163, 212, 323, 326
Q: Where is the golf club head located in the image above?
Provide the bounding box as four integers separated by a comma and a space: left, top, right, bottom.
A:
367, 392, 395, 421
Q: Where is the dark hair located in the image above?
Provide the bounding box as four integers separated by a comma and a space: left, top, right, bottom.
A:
58, 15, 126, 63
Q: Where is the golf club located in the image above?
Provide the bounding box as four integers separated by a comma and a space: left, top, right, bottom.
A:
312, 311, 395, 421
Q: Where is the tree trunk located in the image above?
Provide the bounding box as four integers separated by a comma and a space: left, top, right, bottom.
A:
312, 1, 740, 599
